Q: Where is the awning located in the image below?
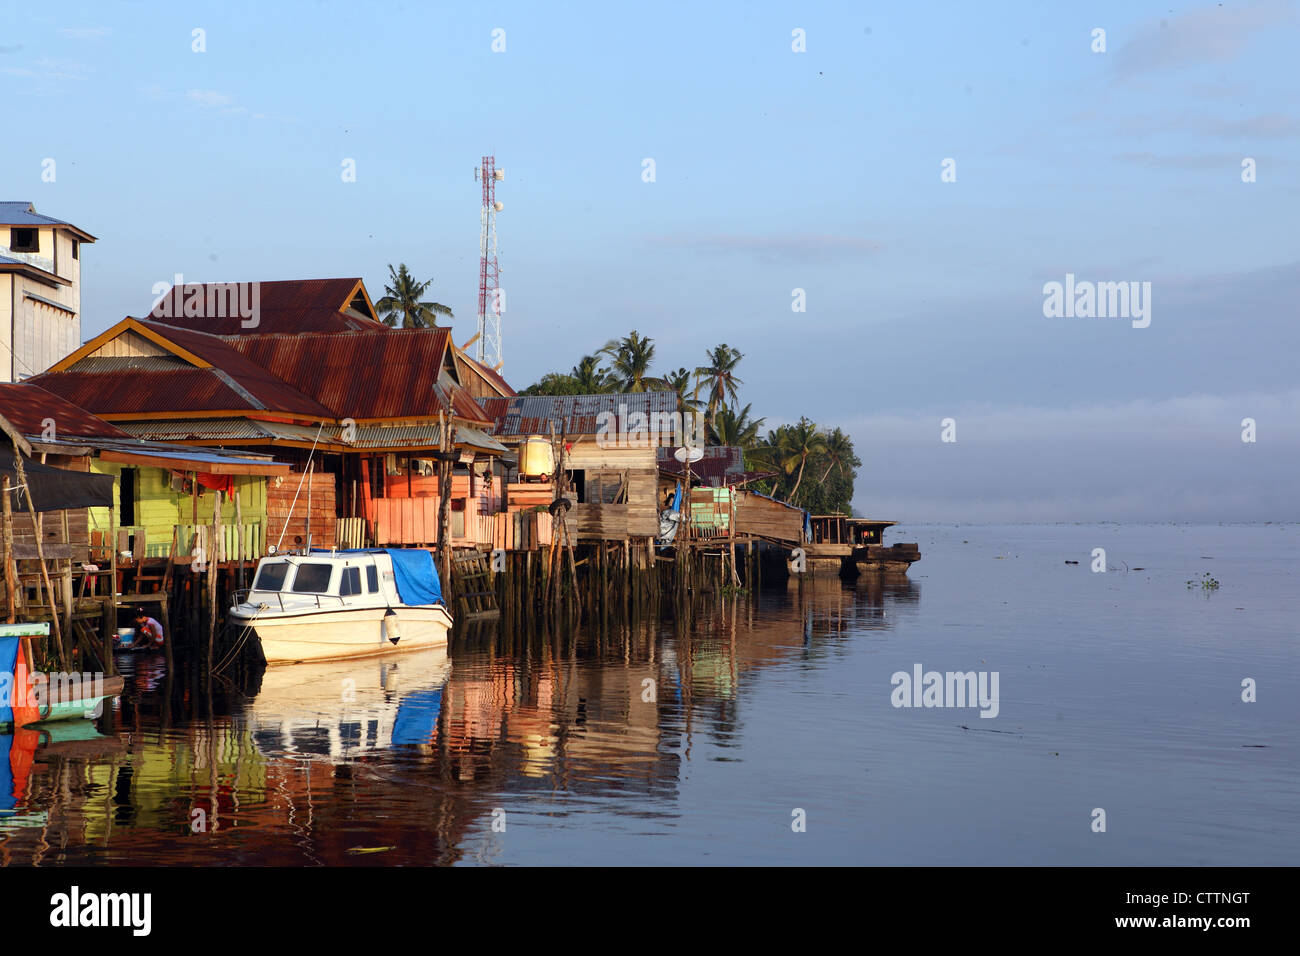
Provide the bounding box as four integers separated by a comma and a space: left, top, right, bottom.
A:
97, 447, 292, 476
0, 447, 115, 512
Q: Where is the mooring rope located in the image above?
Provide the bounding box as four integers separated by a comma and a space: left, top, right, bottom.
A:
212, 603, 264, 675
274, 421, 326, 553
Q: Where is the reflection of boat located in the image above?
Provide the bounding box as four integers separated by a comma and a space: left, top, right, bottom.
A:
246, 646, 451, 759
230, 549, 454, 664
2, 720, 121, 825
1, 624, 124, 728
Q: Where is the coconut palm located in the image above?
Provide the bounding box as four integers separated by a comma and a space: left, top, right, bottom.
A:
571, 354, 615, 393
662, 367, 701, 415
818, 426, 859, 482
600, 331, 656, 392
710, 402, 765, 449
375, 263, 453, 328
694, 344, 744, 432
758, 418, 827, 504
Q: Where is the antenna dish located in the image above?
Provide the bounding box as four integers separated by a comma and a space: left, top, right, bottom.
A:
674, 446, 704, 463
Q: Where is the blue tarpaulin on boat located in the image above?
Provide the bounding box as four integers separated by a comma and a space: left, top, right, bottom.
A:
391, 688, 443, 746
0, 637, 18, 726
310, 548, 443, 606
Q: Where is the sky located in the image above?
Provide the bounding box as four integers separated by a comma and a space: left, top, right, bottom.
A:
2, 0, 1297, 521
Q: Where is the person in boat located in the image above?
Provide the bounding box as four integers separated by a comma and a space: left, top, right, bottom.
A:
129, 608, 165, 650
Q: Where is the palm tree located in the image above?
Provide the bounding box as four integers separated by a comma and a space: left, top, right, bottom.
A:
757, 418, 827, 505
818, 427, 858, 482
600, 331, 656, 392
662, 367, 701, 415
571, 354, 614, 393
694, 344, 744, 432
375, 263, 453, 328
710, 402, 764, 449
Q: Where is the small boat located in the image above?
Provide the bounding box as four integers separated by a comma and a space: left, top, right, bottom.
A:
1, 623, 124, 729
229, 548, 454, 665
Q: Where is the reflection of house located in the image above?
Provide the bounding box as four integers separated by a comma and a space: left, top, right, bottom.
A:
0, 202, 95, 383
29, 282, 512, 551
478, 392, 681, 545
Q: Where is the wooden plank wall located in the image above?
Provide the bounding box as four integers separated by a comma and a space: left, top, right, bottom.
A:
10, 509, 90, 560
733, 491, 803, 543
267, 471, 336, 549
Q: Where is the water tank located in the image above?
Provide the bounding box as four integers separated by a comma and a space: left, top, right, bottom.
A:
519, 436, 555, 477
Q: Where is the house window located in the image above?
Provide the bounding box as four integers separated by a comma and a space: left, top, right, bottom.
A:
10, 228, 38, 253
584, 471, 627, 504
72, 240, 79, 260
119, 467, 137, 526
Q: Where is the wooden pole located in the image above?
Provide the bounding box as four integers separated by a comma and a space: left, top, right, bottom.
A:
306, 461, 313, 551
438, 411, 453, 587
234, 488, 244, 588
2, 476, 16, 624
207, 489, 222, 665
10, 446, 65, 667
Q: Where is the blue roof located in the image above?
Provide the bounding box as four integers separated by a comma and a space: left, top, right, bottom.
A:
0, 202, 94, 239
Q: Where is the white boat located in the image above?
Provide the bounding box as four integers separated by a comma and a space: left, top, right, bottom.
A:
229, 549, 454, 664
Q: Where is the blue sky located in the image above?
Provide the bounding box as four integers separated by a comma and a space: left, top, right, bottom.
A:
3, 0, 1298, 520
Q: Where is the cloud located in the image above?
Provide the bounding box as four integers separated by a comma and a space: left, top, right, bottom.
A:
59, 26, 112, 39
1113, 151, 1244, 170
652, 234, 884, 263
2, 58, 88, 80
838, 390, 1300, 522
186, 89, 235, 108
1114, 0, 1295, 78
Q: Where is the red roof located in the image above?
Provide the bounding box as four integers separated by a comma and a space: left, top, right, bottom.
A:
142, 278, 381, 334
0, 383, 130, 439
221, 328, 492, 423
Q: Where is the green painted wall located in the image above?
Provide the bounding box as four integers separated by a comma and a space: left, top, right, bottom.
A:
87, 461, 268, 557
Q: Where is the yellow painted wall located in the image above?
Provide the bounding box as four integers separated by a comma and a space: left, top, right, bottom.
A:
87, 461, 269, 557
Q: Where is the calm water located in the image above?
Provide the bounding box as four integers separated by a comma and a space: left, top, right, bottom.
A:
3, 524, 1296, 866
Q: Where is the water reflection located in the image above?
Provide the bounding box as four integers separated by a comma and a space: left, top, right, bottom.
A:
1, 573, 917, 865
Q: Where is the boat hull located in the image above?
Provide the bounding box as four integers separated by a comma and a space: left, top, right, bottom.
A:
231, 605, 454, 664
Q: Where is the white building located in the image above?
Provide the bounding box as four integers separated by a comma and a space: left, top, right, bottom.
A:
0, 202, 95, 382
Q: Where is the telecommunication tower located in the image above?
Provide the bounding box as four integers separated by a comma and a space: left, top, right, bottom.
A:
475, 156, 505, 370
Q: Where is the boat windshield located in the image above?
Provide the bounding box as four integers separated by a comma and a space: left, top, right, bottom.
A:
252, 561, 290, 591
291, 562, 335, 593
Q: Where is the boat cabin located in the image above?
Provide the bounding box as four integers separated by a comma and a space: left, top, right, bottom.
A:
245, 552, 400, 610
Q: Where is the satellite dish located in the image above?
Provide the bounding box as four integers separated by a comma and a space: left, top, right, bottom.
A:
674, 446, 704, 463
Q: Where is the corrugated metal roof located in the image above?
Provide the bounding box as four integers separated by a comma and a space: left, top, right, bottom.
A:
27, 369, 257, 416
478, 392, 681, 437
142, 278, 378, 334
114, 418, 506, 453
0, 202, 95, 240
0, 383, 130, 439
223, 328, 492, 423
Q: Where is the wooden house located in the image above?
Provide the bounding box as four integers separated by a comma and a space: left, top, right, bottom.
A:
29, 282, 509, 552
476, 392, 684, 546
